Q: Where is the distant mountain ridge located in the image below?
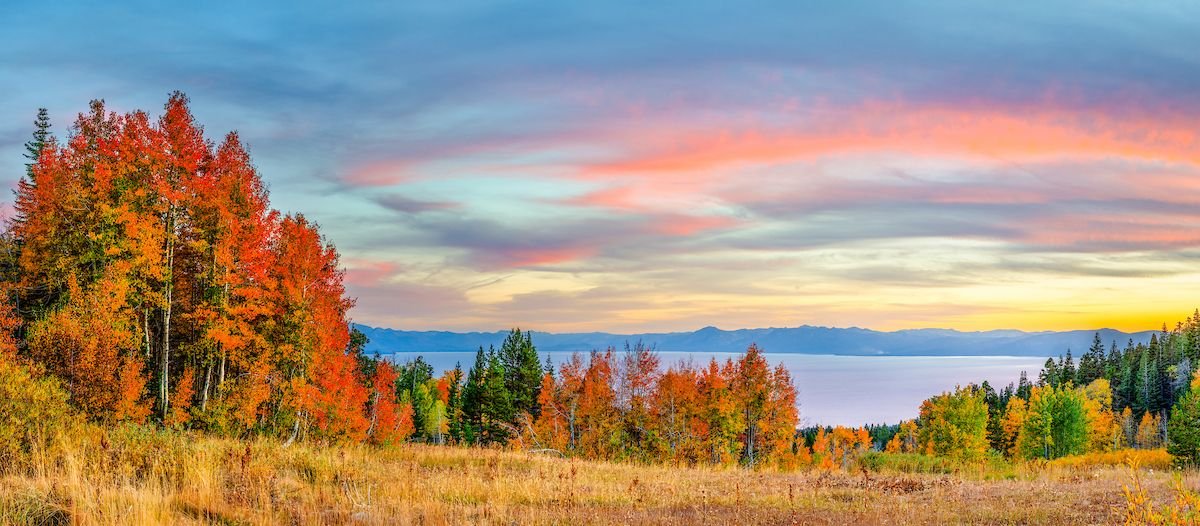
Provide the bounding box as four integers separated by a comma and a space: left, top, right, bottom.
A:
354, 324, 1158, 358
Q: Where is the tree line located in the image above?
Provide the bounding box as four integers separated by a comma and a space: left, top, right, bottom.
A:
389, 332, 806, 469
905, 312, 1200, 465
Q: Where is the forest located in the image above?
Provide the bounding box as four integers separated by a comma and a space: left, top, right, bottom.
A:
0, 94, 807, 470
4, 95, 1200, 524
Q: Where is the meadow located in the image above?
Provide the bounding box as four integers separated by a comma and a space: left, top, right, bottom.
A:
0, 424, 1188, 525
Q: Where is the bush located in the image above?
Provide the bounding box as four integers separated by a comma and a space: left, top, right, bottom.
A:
1049, 448, 1172, 470
0, 360, 74, 472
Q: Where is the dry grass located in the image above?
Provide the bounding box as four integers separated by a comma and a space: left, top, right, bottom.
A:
0, 425, 1193, 525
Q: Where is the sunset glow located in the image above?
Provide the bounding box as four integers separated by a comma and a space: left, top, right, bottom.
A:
3, 2, 1198, 333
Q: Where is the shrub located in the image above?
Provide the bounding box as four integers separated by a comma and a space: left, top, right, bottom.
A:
0, 360, 73, 472
1049, 448, 1172, 470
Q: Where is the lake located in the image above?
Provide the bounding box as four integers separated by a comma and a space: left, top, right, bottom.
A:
386, 351, 1048, 427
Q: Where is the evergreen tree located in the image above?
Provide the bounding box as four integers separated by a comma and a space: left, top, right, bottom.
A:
1039, 358, 1060, 387
446, 362, 465, 443
1117, 341, 1138, 412
1168, 373, 1200, 466
498, 328, 543, 419
1137, 344, 1163, 414
22, 108, 50, 179
1060, 349, 1076, 386
460, 347, 488, 443
480, 348, 514, 444
1077, 333, 1105, 386
1017, 371, 1032, 400
1105, 341, 1121, 383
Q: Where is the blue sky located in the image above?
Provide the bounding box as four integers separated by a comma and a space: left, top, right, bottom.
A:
2, 1, 1199, 332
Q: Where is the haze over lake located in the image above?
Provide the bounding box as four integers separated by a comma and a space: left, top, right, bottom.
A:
387, 351, 1047, 427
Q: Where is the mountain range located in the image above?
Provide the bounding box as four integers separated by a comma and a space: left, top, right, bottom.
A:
354, 324, 1159, 358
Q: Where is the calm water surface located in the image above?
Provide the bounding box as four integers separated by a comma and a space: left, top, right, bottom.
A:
386, 351, 1046, 427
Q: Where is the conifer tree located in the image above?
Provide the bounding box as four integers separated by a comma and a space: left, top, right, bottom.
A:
1077, 333, 1105, 386
460, 347, 488, 443
22, 108, 50, 179
1017, 371, 1032, 400
1168, 372, 1200, 465
498, 328, 543, 419
1039, 358, 1060, 387
481, 348, 515, 444
1060, 349, 1076, 385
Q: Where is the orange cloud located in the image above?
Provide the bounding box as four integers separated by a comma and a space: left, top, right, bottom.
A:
342, 161, 414, 187
580, 103, 1200, 177
344, 259, 399, 286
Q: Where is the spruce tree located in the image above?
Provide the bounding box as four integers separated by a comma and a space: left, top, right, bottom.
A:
498, 328, 543, 419
1039, 358, 1060, 387
1077, 333, 1104, 385
446, 361, 464, 443
22, 108, 50, 179
1017, 371, 1032, 400
1105, 340, 1121, 382
1137, 345, 1164, 414
460, 347, 488, 443
1060, 349, 1077, 385
1168, 373, 1200, 466
480, 348, 514, 444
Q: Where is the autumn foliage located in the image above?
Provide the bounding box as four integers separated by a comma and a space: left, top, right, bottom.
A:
521, 344, 804, 469
2, 94, 389, 443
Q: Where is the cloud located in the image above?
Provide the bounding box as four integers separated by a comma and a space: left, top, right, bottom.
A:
6, 1, 1200, 331
372, 194, 460, 214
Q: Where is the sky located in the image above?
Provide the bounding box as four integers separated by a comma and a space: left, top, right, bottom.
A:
1, 1, 1198, 334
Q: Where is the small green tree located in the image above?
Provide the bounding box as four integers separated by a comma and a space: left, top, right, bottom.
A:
1017, 384, 1089, 459
917, 385, 989, 460
1167, 372, 1200, 466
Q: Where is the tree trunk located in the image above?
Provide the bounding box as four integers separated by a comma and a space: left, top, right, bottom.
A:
160, 205, 176, 420
202, 362, 212, 411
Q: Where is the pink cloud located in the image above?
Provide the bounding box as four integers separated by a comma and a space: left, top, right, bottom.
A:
650, 213, 740, 237
472, 246, 598, 269
344, 259, 399, 287
342, 161, 414, 187
577, 103, 1200, 178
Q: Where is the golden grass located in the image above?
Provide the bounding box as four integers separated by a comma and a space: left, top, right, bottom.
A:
1050, 448, 1173, 470
0, 425, 1193, 525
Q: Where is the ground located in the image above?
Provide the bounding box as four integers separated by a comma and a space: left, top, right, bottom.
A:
0, 428, 1186, 525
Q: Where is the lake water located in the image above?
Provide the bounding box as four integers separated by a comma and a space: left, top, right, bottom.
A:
386, 351, 1047, 427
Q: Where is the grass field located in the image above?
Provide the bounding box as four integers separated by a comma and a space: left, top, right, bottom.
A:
0, 425, 1191, 525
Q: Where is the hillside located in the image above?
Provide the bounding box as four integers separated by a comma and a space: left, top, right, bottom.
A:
355, 324, 1157, 357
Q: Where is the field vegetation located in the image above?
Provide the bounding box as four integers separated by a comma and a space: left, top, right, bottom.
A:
0, 421, 1191, 525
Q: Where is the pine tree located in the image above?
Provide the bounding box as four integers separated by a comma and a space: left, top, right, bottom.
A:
498, 328, 543, 419
480, 348, 515, 444
460, 347, 488, 444
1138, 345, 1163, 414
1060, 349, 1077, 386
445, 362, 464, 443
22, 108, 50, 179
1168, 372, 1200, 465
1077, 333, 1105, 386
1039, 358, 1060, 387
1017, 371, 1032, 400
1105, 341, 1121, 383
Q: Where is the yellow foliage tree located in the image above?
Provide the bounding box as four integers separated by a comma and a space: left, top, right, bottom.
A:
1000, 397, 1027, 457
1081, 379, 1118, 453
1136, 412, 1163, 449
